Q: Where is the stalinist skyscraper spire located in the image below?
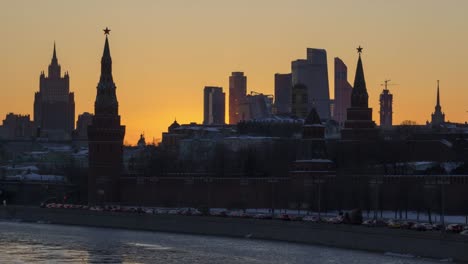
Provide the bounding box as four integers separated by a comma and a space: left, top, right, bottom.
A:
431, 80, 445, 127
34, 42, 75, 139
88, 27, 126, 204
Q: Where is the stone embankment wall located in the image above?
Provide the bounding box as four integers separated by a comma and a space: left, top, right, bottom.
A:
1, 206, 467, 262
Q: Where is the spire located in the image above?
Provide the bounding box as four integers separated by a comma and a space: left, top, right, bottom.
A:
351, 46, 369, 108
52, 42, 58, 64
431, 80, 445, 126
48, 42, 61, 78
304, 107, 321, 125
95, 28, 118, 116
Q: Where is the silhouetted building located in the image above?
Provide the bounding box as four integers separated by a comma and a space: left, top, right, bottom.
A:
292, 48, 331, 119
161, 120, 183, 153
239, 92, 273, 121
300, 107, 327, 158
333, 58, 352, 126
229, 72, 247, 124
274, 73, 292, 114
34, 43, 75, 139
137, 134, 146, 148
88, 30, 126, 204
341, 47, 378, 140
75, 112, 94, 139
431, 80, 445, 127
0, 113, 34, 139
203, 86, 225, 125
379, 84, 393, 129
291, 84, 308, 119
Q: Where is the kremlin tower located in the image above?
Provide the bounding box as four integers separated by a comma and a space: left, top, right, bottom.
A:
88, 28, 126, 204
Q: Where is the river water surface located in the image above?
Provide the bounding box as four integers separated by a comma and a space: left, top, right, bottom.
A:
0, 221, 454, 263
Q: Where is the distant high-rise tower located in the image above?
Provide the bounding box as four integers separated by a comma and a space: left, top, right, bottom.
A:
292, 48, 331, 120
291, 84, 308, 119
379, 80, 393, 129
88, 28, 126, 204
238, 92, 273, 121
34, 43, 75, 139
203, 86, 225, 125
229, 72, 247, 124
431, 80, 445, 127
341, 46, 378, 140
274, 73, 292, 114
76, 112, 94, 140
333, 58, 352, 126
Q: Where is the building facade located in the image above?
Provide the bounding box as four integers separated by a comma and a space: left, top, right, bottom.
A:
75, 112, 94, 140
379, 86, 393, 129
34, 44, 75, 140
292, 48, 331, 120
229, 72, 247, 124
238, 92, 273, 121
203, 86, 225, 125
88, 31, 126, 204
291, 84, 308, 119
274, 73, 292, 114
333, 58, 352, 126
0, 113, 35, 139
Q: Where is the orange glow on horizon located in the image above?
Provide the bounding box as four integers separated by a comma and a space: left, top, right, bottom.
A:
2, 1, 468, 145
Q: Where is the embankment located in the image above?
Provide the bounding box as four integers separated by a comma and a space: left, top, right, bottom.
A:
0, 206, 467, 262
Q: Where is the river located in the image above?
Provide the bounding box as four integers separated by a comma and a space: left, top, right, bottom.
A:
0, 221, 452, 263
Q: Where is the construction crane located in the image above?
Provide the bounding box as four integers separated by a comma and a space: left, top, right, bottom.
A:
380, 79, 398, 90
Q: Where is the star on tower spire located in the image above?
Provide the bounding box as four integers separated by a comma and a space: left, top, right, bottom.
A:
103, 27, 111, 35
357, 45, 363, 55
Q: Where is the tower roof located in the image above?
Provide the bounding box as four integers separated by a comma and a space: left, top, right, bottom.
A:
95, 28, 118, 116
103, 36, 111, 61
436, 80, 440, 107
47, 42, 61, 78
52, 42, 58, 64
351, 46, 369, 108
304, 107, 322, 125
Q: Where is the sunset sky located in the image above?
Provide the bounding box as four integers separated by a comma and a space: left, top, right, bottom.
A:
2, 0, 467, 144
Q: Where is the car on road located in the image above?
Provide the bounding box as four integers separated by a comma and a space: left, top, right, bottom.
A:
411, 223, 427, 231
302, 215, 320, 223
446, 224, 464, 233
387, 220, 401, 229
253, 214, 272, 220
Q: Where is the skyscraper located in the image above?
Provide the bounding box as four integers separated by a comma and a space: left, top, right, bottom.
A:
379, 81, 393, 129
88, 28, 126, 204
274, 73, 292, 114
291, 84, 308, 119
203, 86, 225, 125
341, 46, 378, 140
229, 72, 247, 124
34, 43, 75, 139
333, 58, 352, 126
291, 48, 331, 120
431, 80, 445, 127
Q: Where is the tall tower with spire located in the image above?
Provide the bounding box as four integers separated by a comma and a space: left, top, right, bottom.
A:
431, 80, 445, 127
341, 46, 378, 140
34, 43, 75, 139
88, 28, 126, 204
